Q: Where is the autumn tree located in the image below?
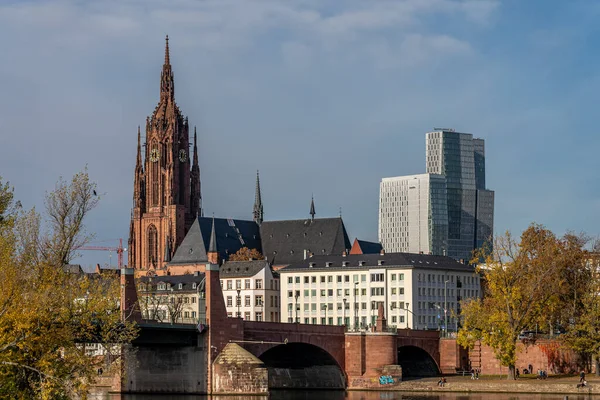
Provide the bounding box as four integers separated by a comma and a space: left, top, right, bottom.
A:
0, 172, 137, 398
458, 224, 588, 380
229, 247, 264, 261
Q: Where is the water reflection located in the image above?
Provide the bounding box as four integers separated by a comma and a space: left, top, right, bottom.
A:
89, 391, 594, 400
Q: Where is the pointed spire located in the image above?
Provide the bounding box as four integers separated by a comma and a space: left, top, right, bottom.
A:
310, 195, 316, 221
253, 170, 264, 225
208, 216, 217, 253
164, 35, 170, 65
192, 126, 199, 166
136, 126, 142, 166
160, 35, 174, 101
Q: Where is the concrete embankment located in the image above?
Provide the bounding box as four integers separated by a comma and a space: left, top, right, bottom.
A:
355, 376, 598, 395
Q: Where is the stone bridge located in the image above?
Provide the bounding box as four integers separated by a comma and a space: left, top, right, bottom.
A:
113, 266, 448, 394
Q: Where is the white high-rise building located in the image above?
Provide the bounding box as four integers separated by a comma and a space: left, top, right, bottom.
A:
379, 174, 448, 255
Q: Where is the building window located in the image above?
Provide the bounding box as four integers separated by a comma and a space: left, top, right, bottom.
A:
256, 279, 263, 289
192, 283, 197, 289
361, 274, 366, 282
236, 280, 241, 289
256, 312, 263, 321
191, 297, 196, 304
147, 225, 158, 267
245, 279, 251, 289
288, 290, 293, 298
304, 277, 309, 284
391, 274, 397, 281
227, 280, 232, 290
321, 276, 326, 283
399, 273, 404, 280
192, 311, 196, 318
370, 273, 384, 282
337, 276, 342, 283
311, 276, 316, 283
328, 276, 333, 283
255, 296, 263, 306
244, 312, 251, 320
344, 275, 350, 282
288, 277, 293, 284
245, 296, 251, 306
391, 288, 397, 295
320, 290, 326, 297
226, 296, 232, 307
295, 277, 300, 283
371, 287, 385, 296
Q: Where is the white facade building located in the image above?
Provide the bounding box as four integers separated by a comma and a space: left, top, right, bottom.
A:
279, 253, 480, 332
220, 260, 280, 322
379, 173, 448, 255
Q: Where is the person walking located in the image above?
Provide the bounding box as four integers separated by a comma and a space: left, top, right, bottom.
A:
580, 370, 586, 383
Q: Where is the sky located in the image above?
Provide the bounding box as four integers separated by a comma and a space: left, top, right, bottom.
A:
1, 0, 600, 267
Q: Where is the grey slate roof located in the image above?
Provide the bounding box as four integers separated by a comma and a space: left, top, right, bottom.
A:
260, 217, 351, 266
169, 217, 207, 265
139, 273, 205, 292
220, 260, 270, 278
281, 252, 474, 273
354, 239, 383, 254
169, 217, 262, 265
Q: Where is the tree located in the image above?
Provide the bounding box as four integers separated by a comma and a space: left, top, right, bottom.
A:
458, 224, 587, 380
0, 172, 137, 398
228, 247, 263, 261
42, 168, 100, 267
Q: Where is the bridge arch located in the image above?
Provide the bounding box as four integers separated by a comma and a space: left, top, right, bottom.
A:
398, 345, 440, 378
259, 342, 345, 389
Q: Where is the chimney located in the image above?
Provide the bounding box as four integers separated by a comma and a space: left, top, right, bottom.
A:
304, 249, 308, 260
342, 250, 347, 257
380, 249, 385, 256
419, 251, 424, 254
460, 259, 464, 264
309, 252, 314, 258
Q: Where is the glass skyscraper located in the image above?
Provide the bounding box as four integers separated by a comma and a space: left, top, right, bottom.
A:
379, 129, 494, 261
426, 129, 494, 261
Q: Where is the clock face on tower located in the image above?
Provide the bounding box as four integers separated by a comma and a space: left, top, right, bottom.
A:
150, 148, 160, 162
179, 149, 187, 162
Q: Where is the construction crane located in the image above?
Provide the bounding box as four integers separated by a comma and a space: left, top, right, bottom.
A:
80, 238, 127, 269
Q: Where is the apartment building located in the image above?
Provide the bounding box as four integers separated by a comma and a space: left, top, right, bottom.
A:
220, 260, 280, 322
279, 252, 480, 331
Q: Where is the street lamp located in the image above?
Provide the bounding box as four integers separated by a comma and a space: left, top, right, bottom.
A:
322, 303, 327, 325
444, 280, 449, 338
236, 289, 241, 318
354, 281, 359, 331
343, 298, 347, 328
294, 292, 299, 323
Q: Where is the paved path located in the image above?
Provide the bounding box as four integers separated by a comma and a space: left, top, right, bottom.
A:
391, 375, 598, 394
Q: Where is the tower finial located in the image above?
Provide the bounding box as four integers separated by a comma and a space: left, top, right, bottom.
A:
310, 194, 316, 221
164, 35, 170, 65
136, 126, 142, 165
253, 170, 264, 225
208, 215, 219, 264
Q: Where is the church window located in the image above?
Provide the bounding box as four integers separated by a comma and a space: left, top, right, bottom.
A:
147, 225, 158, 267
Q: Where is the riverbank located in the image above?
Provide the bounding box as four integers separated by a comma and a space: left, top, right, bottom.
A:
366, 375, 599, 395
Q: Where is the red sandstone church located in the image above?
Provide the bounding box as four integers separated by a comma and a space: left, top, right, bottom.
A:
128, 37, 351, 277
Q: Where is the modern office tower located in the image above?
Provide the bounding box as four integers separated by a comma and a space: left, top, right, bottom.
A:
425, 129, 494, 260
379, 129, 494, 261
379, 174, 448, 255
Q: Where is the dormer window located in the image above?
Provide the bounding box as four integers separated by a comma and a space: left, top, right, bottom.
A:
358, 261, 365, 267
309, 262, 316, 268
378, 260, 384, 266
326, 262, 333, 267
178, 283, 183, 289
342, 261, 348, 267
158, 283, 166, 290
192, 283, 197, 289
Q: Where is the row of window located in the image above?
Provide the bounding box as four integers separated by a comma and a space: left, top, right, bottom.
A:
286, 273, 405, 285
226, 295, 268, 307
223, 278, 273, 290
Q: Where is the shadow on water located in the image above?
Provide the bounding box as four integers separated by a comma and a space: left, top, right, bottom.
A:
90, 391, 596, 400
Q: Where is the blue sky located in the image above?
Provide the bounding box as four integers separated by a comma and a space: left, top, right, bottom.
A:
1, 0, 599, 267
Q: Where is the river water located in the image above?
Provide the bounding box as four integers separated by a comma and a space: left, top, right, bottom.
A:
90, 391, 594, 400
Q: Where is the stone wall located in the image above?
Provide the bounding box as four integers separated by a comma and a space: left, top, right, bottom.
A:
439, 338, 469, 374
470, 339, 581, 375
268, 366, 346, 389
122, 343, 207, 393
212, 343, 268, 394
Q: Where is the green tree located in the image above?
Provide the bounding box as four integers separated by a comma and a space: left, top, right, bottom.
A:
458, 224, 587, 379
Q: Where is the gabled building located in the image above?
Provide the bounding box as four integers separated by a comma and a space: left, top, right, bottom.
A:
350, 239, 383, 255
137, 273, 206, 324
220, 260, 280, 322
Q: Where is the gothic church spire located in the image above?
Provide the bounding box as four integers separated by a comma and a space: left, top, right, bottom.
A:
253, 170, 263, 225
160, 35, 174, 101
310, 195, 316, 221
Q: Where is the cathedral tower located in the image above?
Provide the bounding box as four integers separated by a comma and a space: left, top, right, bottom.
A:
128, 36, 202, 271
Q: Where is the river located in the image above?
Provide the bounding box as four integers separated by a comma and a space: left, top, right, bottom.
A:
89, 391, 595, 400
